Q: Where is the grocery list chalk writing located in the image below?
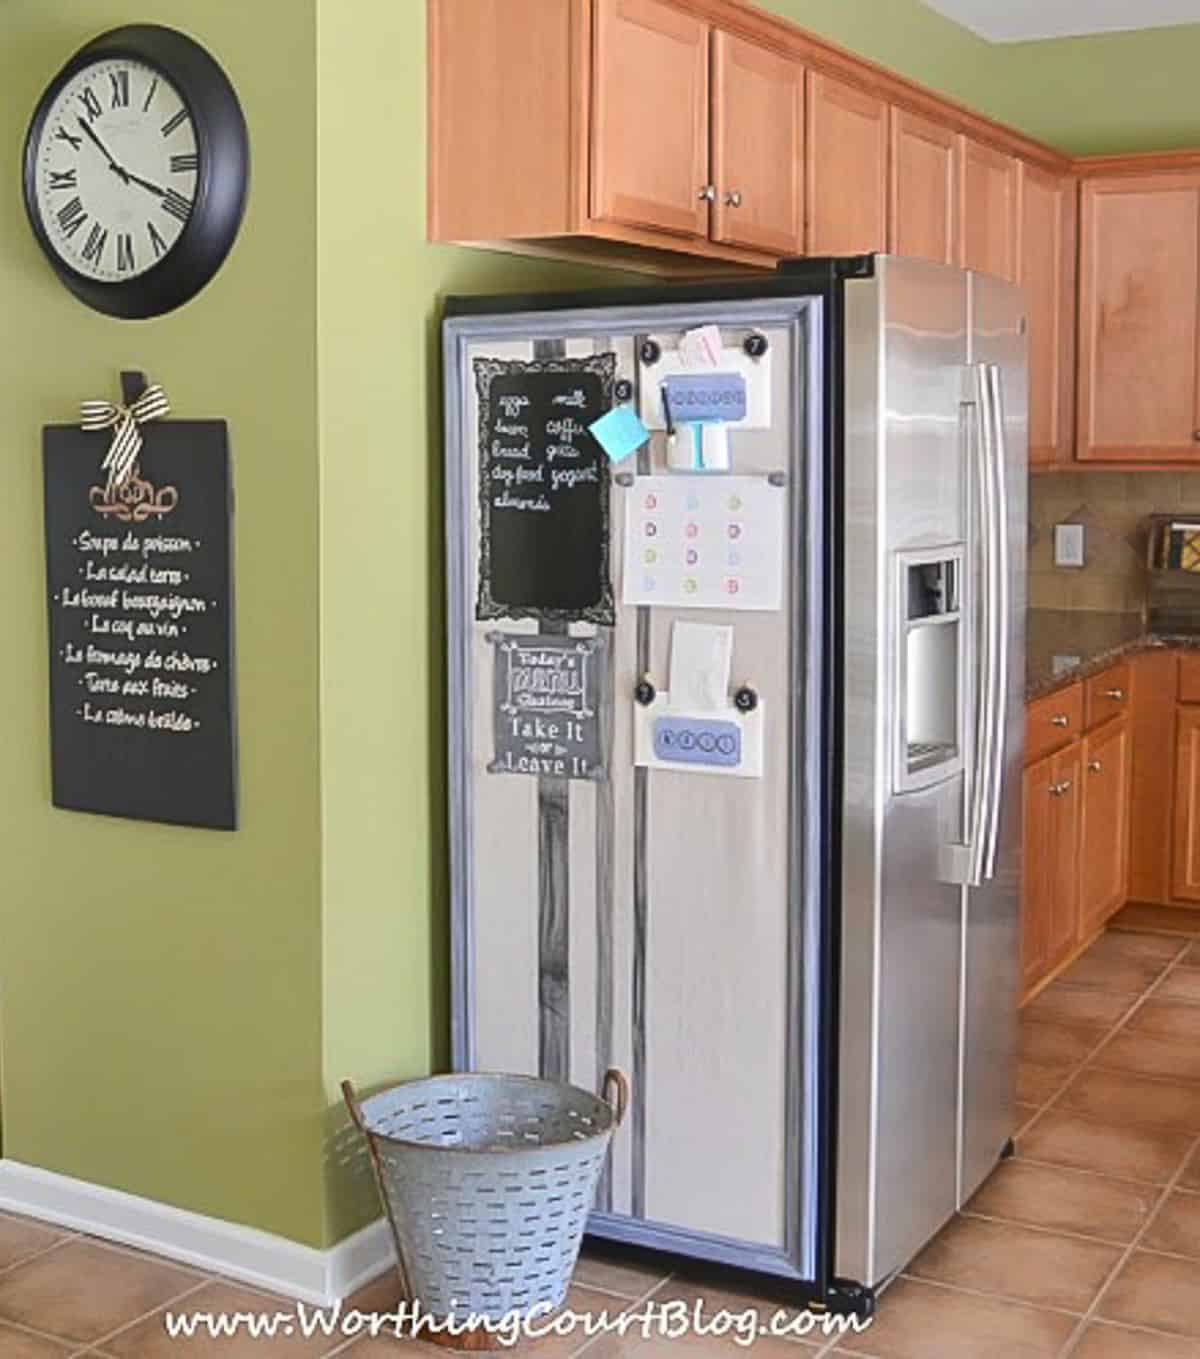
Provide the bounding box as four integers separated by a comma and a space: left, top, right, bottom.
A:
474, 353, 616, 626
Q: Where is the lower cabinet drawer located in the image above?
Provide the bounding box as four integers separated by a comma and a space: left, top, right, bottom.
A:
1027, 683, 1084, 765
1085, 662, 1131, 730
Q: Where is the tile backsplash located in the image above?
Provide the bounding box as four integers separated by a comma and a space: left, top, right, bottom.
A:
1029, 472, 1200, 614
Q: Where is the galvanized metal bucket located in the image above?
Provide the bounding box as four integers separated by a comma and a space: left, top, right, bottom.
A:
342, 1070, 628, 1328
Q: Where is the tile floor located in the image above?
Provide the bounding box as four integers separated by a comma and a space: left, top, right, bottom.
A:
3, 920, 1200, 1357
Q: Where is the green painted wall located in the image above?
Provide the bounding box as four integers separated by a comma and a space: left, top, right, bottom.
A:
759, 0, 1007, 111
0, 1, 326, 1246
986, 27, 1200, 154
313, 2, 637, 1242
760, 1, 1200, 156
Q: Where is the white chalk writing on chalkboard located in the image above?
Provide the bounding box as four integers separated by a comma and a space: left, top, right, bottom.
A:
474, 353, 616, 625
43, 420, 236, 829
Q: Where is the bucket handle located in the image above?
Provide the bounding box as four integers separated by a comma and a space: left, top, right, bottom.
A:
602, 1068, 630, 1128
340, 1078, 414, 1303
340, 1079, 368, 1135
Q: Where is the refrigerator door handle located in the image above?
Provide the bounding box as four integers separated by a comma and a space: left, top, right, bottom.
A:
967, 366, 993, 888
966, 363, 1006, 888
981, 363, 1011, 880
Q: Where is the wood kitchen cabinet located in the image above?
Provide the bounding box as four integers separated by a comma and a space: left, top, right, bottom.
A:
1079, 717, 1132, 935
1077, 172, 1200, 462
1020, 164, 1077, 467
1022, 666, 1131, 998
591, 0, 712, 239
1173, 705, 1200, 901
889, 107, 958, 266
960, 136, 1019, 282
806, 72, 888, 255
711, 30, 805, 255
1022, 744, 1081, 992
431, 0, 1074, 279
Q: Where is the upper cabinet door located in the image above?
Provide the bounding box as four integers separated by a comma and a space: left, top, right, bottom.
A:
889, 107, 959, 266
960, 137, 1019, 282
1078, 173, 1200, 462
711, 32, 805, 256
1019, 164, 1077, 467
591, 0, 711, 239
806, 73, 887, 255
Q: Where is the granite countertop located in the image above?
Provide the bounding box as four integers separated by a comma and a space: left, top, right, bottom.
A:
1026, 610, 1200, 700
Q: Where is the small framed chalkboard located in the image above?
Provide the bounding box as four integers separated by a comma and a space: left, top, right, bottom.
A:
43, 418, 237, 830
474, 353, 616, 626
488, 632, 606, 781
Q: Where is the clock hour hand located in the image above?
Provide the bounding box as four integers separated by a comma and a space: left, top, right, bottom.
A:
76, 117, 128, 182
122, 168, 166, 198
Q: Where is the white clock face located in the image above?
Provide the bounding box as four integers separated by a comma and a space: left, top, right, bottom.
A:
33, 57, 198, 283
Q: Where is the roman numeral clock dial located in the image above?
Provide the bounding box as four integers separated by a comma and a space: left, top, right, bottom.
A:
31, 58, 196, 283
23, 26, 248, 318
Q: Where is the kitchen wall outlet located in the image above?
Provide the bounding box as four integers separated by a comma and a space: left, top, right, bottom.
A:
1054, 523, 1085, 568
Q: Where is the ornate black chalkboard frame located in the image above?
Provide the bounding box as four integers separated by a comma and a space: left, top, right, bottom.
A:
474, 352, 616, 626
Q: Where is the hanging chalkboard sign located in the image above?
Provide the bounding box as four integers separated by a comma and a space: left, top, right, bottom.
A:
474, 353, 616, 626
42, 419, 237, 830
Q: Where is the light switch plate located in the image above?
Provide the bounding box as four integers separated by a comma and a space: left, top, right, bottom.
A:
1054, 523, 1085, 568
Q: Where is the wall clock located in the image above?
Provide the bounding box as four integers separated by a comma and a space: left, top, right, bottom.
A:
23, 25, 249, 320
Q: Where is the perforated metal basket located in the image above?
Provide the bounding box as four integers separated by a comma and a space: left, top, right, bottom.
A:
342, 1070, 628, 1323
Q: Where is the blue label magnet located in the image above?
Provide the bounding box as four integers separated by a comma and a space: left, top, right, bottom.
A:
589, 405, 651, 463
661, 372, 747, 424
652, 715, 742, 768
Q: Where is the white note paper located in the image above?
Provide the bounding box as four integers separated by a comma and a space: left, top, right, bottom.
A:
622, 475, 785, 611
678, 324, 723, 369
669, 622, 733, 712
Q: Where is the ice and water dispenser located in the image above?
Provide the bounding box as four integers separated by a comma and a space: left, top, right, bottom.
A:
895, 547, 964, 793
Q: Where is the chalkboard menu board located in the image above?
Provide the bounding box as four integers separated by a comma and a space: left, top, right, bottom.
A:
474, 353, 616, 626
43, 422, 237, 830
488, 632, 606, 781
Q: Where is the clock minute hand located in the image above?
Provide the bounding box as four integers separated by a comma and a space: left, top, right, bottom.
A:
76, 117, 128, 182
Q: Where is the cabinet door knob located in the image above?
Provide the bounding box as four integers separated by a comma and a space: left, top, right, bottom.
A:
1193, 430, 1200, 442
724, 189, 743, 207
1088, 759, 1103, 773
698, 185, 716, 202
1050, 779, 1074, 796
1050, 714, 1071, 728
1105, 687, 1126, 700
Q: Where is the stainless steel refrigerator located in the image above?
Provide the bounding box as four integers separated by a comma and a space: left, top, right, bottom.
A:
442, 254, 1026, 1312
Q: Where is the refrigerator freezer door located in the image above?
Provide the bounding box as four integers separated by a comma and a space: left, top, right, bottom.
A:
959, 272, 1026, 1204
443, 295, 834, 1287
837, 256, 970, 1288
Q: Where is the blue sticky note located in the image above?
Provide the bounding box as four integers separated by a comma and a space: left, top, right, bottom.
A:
662, 372, 747, 424
589, 406, 651, 463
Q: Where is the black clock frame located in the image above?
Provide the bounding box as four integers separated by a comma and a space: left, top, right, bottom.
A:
22, 25, 249, 320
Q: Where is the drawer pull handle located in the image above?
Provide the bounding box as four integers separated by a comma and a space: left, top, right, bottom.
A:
1089, 759, 1103, 773
1050, 714, 1071, 728
1050, 780, 1073, 796
1104, 687, 1126, 701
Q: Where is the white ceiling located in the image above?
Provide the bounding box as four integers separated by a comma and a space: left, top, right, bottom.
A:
922, 0, 1200, 41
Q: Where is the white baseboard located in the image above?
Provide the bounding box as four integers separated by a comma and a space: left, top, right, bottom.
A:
0, 1161, 395, 1306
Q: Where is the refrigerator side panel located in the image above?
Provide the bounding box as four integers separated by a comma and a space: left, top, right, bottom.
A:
959, 273, 1026, 1203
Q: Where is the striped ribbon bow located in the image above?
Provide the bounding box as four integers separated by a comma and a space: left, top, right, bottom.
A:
81, 385, 171, 495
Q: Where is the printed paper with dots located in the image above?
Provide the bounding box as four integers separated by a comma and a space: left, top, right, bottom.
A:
622, 475, 784, 612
